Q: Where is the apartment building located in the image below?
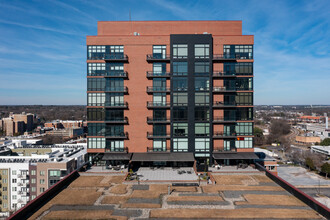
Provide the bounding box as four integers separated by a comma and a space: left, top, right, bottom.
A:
1, 112, 34, 136
0, 144, 86, 216
87, 21, 254, 166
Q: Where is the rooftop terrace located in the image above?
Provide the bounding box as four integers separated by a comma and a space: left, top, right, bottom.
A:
26, 172, 324, 219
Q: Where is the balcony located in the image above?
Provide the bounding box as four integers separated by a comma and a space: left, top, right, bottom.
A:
146, 71, 171, 78
105, 132, 129, 139
213, 71, 237, 78
213, 117, 237, 123
213, 132, 237, 139
104, 71, 128, 78
104, 102, 128, 109
147, 87, 170, 93
147, 132, 170, 139
147, 101, 170, 108
105, 147, 129, 153
146, 54, 170, 62
104, 117, 128, 124
104, 87, 128, 93
213, 101, 237, 108
213, 53, 253, 62
213, 87, 237, 93
147, 117, 170, 124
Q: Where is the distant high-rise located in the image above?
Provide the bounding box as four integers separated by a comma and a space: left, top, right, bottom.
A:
86, 21, 254, 165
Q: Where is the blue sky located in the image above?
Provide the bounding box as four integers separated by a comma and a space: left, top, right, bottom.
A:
0, 0, 329, 105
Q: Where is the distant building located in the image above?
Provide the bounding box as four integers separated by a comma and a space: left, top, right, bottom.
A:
311, 145, 330, 158
295, 135, 321, 144
44, 120, 84, 129
45, 128, 84, 138
298, 123, 330, 140
1, 112, 34, 136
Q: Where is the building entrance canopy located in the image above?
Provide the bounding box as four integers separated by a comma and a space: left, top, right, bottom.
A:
131, 152, 195, 162
213, 152, 259, 160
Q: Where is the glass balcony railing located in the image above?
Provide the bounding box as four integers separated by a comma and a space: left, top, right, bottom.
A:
146, 71, 171, 78
146, 87, 170, 93
146, 54, 170, 62
146, 117, 170, 124
147, 101, 170, 108
88, 54, 128, 61
147, 132, 170, 139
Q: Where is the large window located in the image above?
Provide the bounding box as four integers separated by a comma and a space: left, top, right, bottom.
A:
236, 78, 253, 90
87, 93, 105, 106
223, 45, 253, 59
195, 123, 210, 137
236, 107, 253, 121
106, 93, 124, 106
173, 78, 188, 91
87, 78, 105, 91
173, 123, 188, 136
195, 138, 210, 152
195, 107, 209, 121
105, 110, 124, 121
106, 78, 124, 91
236, 137, 253, 148
87, 45, 106, 60
173, 138, 188, 152
88, 138, 106, 149
195, 62, 209, 75
195, 77, 209, 91
173, 44, 188, 58
109, 63, 124, 72
195, 92, 209, 105
87, 108, 105, 121
153, 45, 166, 59
194, 44, 209, 58
173, 107, 188, 121
49, 170, 61, 177
153, 125, 166, 136
153, 93, 166, 105
87, 63, 106, 76
105, 125, 124, 136
153, 110, 166, 120
153, 63, 166, 74
236, 93, 253, 105
173, 92, 188, 105
224, 62, 253, 75
153, 139, 166, 151
153, 78, 166, 89
235, 122, 253, 136
172, 62, 188, 76
88, 123, 105, 136
106, 140, 124, 151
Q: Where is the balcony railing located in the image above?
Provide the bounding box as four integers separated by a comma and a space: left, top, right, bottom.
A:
88, 71, 128, 78
87, 54, 128, 62
213, 87, 237, 93
146, 54, 170, 62
173, 132, 188, 137
213, 71, 237, 77
147, 117, 170, 124
147, 132, 170, 139
213, 53, 253, 61
105, 132, 129, 139
213, 117, 237, 123
147, 147, 168, 152
105, 87, 128, 93
146, 71, 171, 78
104, 102, 128, 108
213, 132, 237, 138
213, 101, 237, 107
104, 117, 128, 124
147, 101, 170, 108
105, 147, 129, 153
147, 87, 170, 93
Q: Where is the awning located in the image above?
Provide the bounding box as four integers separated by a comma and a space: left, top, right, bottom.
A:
131, 152, 195, 162
101, 153, 132, 161
213, 152, 259, 160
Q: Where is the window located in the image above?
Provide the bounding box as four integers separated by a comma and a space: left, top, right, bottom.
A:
107, 93, 124, 106
236, 107, 253, 121
31, 178, 36, 184
40, 171, 45, 176
110, 45, 124, 53
173, 107, 188, 121
153, 45, 166, 59
3, 195, 7, 200
153, 78, 166, 89
2, 170, 7, 175
224, 62, 253, 75
173, 138, 188, 152
195, 138, 210, 152
195, 44, 209, 58
40, 187, 45, 193
87, 93, 105, 106
153, 125, 166, 136
195, 92, 209, 105
12, 170, 16, 175
40, 179, 45, 184
87, 63, 106, 76
12, 179, 16, 183
223, 45, 253, 59
31, 170, 36, 176
235, 137, 253, 148
236, 78, 253, 90
235, 123, 253, 136
31, 195, 36, 200
109, 63, 124, 72
12, 187, 16, 192
3, 178, 7, 183
153, 110, 166, 120
106, 140, 124, 152
173, 123, 188, 136
49, 170, 61, 177
153, 63, 166, 75
12, 195, 17, 200
195, 62, 209, 74
105, 125, 124, 136
87, 78, 105, 91
87, 108, 105, 121
173, 92, 188, 106
105, 78, 124, 92
87, 45, 106, 59
88, 123, 105, 136
195, 77, 209, 91
173, 44, 187, 58
105, 110, 124, 121
88, 138, 105, 149
173, 78, 188, 91
153, 93, 166, 105
236, 93, 253, 106
224, 140, 235, 151
172, 62, 188, 76
50, 179, 60, 186
31, 187, 36, 192
153, 139, 166, 151
195, 123, 210, 137
195, 107, 209, 121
